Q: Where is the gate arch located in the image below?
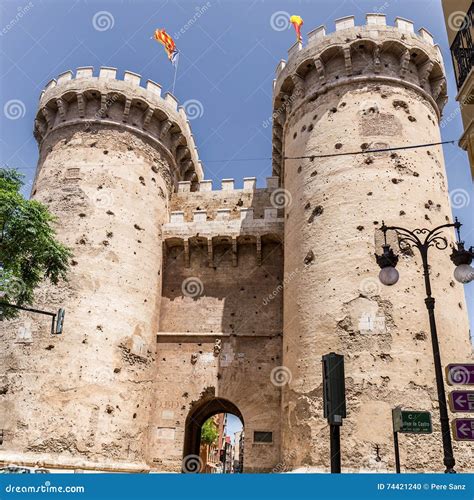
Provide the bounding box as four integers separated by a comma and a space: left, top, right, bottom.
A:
182, 397, 244, 472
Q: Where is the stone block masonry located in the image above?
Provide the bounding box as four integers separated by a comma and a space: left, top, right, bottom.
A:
273, 14, 472, 472
0, 14, 472, 474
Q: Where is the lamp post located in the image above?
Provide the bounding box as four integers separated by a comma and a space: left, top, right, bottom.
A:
375, 218, 474, 473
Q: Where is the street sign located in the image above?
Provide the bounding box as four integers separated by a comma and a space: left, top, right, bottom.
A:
449, 390, 474, 413
452, 418, 474, 441
392, 408, 432, 434
446, 363, 474, 385
55, 308, 65, 335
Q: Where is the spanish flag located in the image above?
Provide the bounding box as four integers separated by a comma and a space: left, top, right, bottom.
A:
290, 15, 303, 43
154, 29, 179, 66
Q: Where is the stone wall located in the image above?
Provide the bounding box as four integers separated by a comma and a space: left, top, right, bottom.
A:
274, 15, 473, 472
0, 15, 472, 474
0, 67, 201, 471
154, 180, 284, 472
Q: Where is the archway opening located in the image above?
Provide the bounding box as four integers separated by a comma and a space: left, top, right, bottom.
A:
182, 398, 244, 473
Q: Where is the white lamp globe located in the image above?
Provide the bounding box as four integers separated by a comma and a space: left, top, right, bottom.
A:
378, 266, 399, 286
453, 264, 474, 284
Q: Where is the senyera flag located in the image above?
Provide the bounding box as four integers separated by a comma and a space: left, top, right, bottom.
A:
154, 29, 179, 66
290, 15, 303, 43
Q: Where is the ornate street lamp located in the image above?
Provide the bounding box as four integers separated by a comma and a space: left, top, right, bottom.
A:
375, 218, 474, 473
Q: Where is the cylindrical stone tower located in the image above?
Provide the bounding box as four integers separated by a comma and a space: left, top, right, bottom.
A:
0, 67, 201, 471
274, 15, 473, 472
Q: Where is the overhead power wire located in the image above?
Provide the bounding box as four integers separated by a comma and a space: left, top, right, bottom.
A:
202, 139, 456, 163
8, 140, 456, 171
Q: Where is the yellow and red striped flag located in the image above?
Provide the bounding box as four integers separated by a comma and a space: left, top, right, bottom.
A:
290, 15, 303, 43
154, 29, 179, 66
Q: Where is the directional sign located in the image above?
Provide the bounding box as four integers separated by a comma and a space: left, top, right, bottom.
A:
446, 364, 474, 385
449, 391, 474, 413
452, 419, 474, 441
392, 408, 432, 434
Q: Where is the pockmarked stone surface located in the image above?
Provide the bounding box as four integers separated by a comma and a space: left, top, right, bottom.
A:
0, 15, 472, 473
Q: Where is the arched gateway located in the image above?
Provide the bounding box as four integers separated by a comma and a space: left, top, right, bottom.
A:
0, 14, 472, 475
182, 398, 243, 473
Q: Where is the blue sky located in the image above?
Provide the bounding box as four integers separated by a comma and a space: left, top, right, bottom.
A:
226, 413, 242, 443
0, 0, 472, 337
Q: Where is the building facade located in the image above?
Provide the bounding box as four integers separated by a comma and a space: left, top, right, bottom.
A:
0, 14, 472, 473
442, 0, 474, 176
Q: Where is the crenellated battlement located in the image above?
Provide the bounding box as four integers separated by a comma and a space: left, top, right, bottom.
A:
167, 205, 282, 224
271, 14, 448, 178
169, 175, 282, 224
177, 176, 279, 193
3, 9, 473, 476
34, 67, 203, 184
163, 204, 283, 267
276, 14, 441, 75
163, 175, 283, 267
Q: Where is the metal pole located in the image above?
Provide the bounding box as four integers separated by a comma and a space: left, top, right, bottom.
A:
393, 431, 401, 473
420, 251, 456, 473
380, 223, 458, 474
330, 424, 341, 473
0, 302, 56, 318
1, 302, 57, 334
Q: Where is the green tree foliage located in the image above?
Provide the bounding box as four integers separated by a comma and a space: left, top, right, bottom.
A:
201, 418, 219, 445
0, 168, 71, 319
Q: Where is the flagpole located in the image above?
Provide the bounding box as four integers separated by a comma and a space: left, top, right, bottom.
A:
171, 54, 179, 95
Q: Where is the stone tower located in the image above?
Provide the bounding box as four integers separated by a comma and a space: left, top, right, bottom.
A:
273, 15, 472, 471
0, 14, 472, 475
0, 67, 202, 470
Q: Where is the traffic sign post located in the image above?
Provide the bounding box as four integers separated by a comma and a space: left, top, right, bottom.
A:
452, 419, 474, 441
0, 302, 65, 335
449, 390, 474, 413
322, 353, 346, 474
392, 408, 432, 473
446, 364, 474, 385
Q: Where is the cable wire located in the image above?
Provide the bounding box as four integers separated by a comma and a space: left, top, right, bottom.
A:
7, 140, 456, 170
202, 139, 455, 163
